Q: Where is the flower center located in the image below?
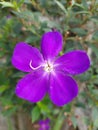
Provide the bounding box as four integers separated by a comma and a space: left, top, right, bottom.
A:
29, 60, 54, 73
44, 61, 54, 73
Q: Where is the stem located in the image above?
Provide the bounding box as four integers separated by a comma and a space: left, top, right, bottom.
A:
53, 107, 65, 130
7, 118, 13, 130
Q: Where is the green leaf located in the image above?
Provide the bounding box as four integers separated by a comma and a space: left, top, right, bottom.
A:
0, 2, 14, 8
12, 72, 25, 78
54, 0, 67, 14
17, 0, 24, 7
24, 0, 31, 4
71, 116, 77, 128
82, 0, 88, 10
75, 11, 90, 14
53, 116, 64, 130
0, 85, 9, 93
2, 106, 17, 117
25, 36, 39, 43
91, 16, 98, 24
0, 97, 13, 107
90, 44, 98, 59
92, 107, 98, 128
31, 106, 40, 123
92, 31, 98, 41
64, 104, 72, 112
94, 119, 98, 128
92, 108, 98, 121
78, 71, 92, 82
74, 3, 85, 9
37, 102, 51, 114
71, 28, 87, 36
75, 101, 86, 108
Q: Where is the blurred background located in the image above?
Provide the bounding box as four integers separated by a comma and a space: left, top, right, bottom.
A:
0, 0, 98, 130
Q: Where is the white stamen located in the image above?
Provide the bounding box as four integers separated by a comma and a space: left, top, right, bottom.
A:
29, 60, 41, 70
44, 61, 54, 73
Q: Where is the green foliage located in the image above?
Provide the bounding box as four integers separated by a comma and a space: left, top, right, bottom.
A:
92, 107, 98, 128
31, 106, 40, 123
0, 2, 14, 8
55, 0, 67, 14
0, 0, 98, 129
71, 116, 77, 128
92, 31, 98, 41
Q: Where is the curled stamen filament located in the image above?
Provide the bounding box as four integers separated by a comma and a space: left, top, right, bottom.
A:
29, 60, 42, 70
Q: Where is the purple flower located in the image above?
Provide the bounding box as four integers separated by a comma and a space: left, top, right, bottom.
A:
11, 31, 90, 106
6, 15, 12, 19
39, 119, 50, 130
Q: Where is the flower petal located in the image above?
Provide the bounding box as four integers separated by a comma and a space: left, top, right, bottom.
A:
49, 72, 78, 106
12, 42, 44, 72
41, 31, 63, 60
55, 50, 90, 75
15, 69, 49, 102
39, 118, 50, 130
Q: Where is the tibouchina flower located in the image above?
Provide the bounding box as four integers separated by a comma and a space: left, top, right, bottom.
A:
12, 31, 90, 106
39, 119, 50, 130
